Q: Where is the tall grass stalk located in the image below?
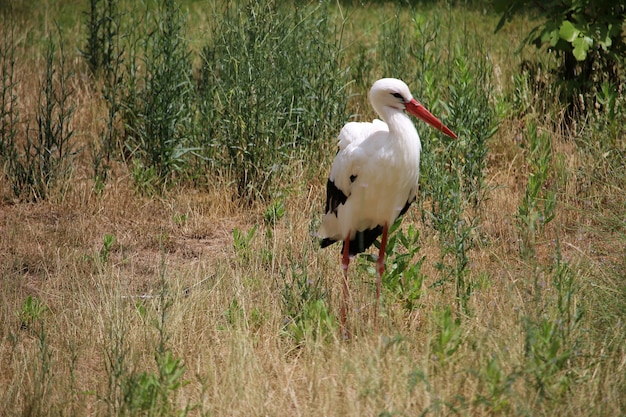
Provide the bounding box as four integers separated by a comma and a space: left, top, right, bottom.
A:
101, 258, 189, 417
521, 239, 583, 402
409, 19, 497, 312
102, 291, 131, 416
18, 297, 53, 417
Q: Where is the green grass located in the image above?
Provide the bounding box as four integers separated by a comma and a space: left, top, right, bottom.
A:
0, 0, 625, 416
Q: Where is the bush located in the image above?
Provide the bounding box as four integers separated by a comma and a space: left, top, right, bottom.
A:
494, 0, 626, 119
123, 0, 196, 186
199, 0, 348, 204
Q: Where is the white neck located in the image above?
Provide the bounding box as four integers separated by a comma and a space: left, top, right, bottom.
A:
380, 107, 419, 142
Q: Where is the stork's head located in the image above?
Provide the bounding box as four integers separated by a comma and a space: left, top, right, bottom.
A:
369, 78, 457, 139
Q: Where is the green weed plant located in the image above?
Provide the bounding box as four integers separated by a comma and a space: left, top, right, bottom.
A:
516, 123, 556, 258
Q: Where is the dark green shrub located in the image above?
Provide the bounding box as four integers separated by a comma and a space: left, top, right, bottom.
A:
494, 0, 626, 119
82, 0, 122, 78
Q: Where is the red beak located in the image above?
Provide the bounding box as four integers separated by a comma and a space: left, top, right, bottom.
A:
405, 99, 457, 139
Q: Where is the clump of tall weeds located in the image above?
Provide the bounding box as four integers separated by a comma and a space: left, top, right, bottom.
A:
81, 0, 347, 201
82, 0, 195, 194
1, 25, 76, 202
82, 0, 126, 191
0, 13, 19, 182
199, 0, 348, 204
82, 0, 123, 78
123, 0, 196, 190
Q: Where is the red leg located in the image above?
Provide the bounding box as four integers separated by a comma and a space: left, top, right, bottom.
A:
375, 224, 389, 327
341, 236, 351, 339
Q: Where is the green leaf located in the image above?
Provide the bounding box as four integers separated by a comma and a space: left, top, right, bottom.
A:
549, 30, 561, 48
598, 25, 613, 50
559, 21, 579, 43
572, 36, 593, 61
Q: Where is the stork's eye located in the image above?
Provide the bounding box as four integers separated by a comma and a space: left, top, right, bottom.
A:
392, 92, 405, 101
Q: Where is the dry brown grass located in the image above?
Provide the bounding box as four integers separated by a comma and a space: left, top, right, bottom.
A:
2, 141, 624, 415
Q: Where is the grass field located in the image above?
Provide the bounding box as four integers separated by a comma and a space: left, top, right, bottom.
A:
1, 0, 625, 416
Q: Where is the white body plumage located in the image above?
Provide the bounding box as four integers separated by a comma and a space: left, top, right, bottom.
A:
318, 113, 421, 243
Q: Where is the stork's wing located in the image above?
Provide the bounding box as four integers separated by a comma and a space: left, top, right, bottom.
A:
317, 119, 388, 246
336, 119, 387, 151
329, 119, 388, 201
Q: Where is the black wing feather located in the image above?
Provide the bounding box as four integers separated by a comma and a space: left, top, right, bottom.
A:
324, 178, 347, 216
320, 178, 347, 249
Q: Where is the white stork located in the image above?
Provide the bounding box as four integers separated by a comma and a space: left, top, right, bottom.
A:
317, 78, 457, 332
